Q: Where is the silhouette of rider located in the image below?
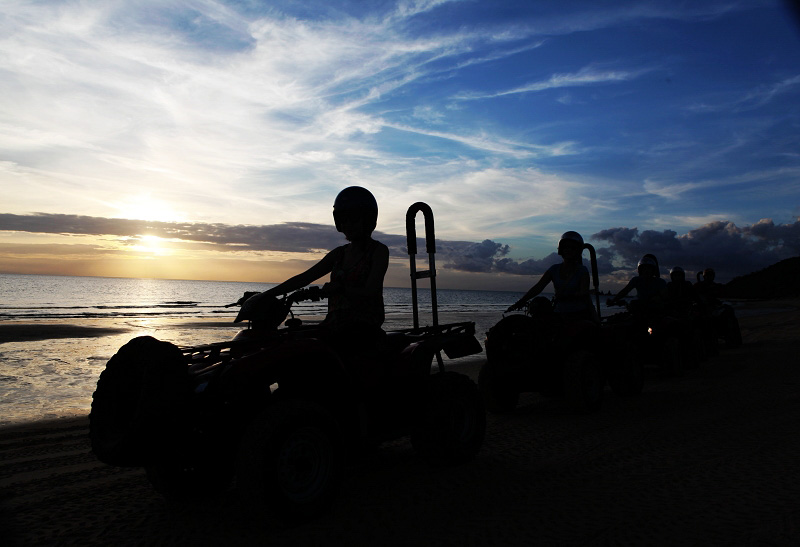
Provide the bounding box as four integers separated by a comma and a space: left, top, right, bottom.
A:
665, 266, 702, 316
608, 254, 667, 315
694, 267, 723, 308
507, 231, 594, 322
254, 186, 389, 346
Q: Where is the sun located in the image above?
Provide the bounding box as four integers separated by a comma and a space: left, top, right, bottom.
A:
131, 234, 172, 256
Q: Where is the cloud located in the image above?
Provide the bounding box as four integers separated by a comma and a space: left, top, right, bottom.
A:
0, 0, 603, 230
0, 213, 514, 270
592, 218, 800, 281
441, 239, 510, 273
453, 65, 649, 101
687, 74, 800, 113
3, 213, 797, 283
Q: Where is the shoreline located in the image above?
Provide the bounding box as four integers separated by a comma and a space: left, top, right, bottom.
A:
1, 300, 800, 544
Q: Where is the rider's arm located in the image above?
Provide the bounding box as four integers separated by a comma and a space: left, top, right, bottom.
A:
263, 249, 339, 297
509, 270, 553, 311
608, 278, 635, 304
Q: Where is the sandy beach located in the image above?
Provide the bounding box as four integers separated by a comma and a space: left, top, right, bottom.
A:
1, 300, 799, 545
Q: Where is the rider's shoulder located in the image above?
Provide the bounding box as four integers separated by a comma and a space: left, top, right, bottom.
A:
546, 262, 561, 274
372, 239, 389, 253
326, 244, 348, 260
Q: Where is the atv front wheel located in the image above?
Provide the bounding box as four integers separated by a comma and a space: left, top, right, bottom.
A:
236, 400, 343, 523
412, 371, 485, 466
89, 336, 189, 466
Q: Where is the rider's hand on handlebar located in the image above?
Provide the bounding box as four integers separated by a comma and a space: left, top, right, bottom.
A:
234, 291, 259, 306
506, 300, 524, 313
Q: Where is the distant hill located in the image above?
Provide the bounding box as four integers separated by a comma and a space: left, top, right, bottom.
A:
724, 256, 800, 299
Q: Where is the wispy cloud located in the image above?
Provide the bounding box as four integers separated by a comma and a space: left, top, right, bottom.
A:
453, 65, 649, 101
643, 167, 800, 200
0, 0, 583, 229
687, 74, 800, 113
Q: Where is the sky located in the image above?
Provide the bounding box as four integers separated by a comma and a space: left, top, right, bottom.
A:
1, 0, 799, 291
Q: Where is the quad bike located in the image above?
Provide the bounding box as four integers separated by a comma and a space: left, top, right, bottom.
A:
479, 243, 643, 414
663, 296, 719, 367
603, 298, 686, 377
89, 202, 485, 523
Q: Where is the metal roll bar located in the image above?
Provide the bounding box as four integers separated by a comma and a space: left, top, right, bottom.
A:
406, 202, 444, 371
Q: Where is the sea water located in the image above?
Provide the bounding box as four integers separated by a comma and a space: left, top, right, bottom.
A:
0, 273, 616, 425
0, 273, 522, 320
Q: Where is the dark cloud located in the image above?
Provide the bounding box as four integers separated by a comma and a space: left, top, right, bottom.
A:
441, 239, 510, 273
2, 213, 798, 281
592, 219, 800, 281
0, 213, 343, 253
494, 252, 561, 275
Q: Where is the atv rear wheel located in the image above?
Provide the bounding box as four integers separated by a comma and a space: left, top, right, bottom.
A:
563, 350, 604, 413
411, 371, 485, 466
236, 400, 343, 524
89, 336, 189, 467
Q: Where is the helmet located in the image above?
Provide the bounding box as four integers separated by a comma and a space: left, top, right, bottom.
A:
669, 266, 685, 281
333, 186, 378, 233
637, 255, 657, 268
557, 231, 584, 255
642, 253, 660, 272
637, 255, 658, 276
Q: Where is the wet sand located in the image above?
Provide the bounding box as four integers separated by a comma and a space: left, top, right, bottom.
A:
1, 300, 799, 545
0, 323, 131, 344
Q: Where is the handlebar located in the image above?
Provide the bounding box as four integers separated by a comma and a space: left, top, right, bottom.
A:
227, 286, 328, 308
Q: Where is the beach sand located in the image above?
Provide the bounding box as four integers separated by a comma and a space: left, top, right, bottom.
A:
1, 300, 799, 545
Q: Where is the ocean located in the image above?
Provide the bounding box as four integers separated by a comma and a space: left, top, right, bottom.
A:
0, 273, 539, 425
0, 273, 623, 425
0, 273, 523, 321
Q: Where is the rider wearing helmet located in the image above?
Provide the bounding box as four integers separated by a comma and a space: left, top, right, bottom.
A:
694, 267, 723, 307
507, 231, 594, 321
256, 186, 389, 338
607, 254, 667, 314
665, 266, 701, 316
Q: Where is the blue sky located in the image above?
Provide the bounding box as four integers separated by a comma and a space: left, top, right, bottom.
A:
0, 0, 798, 290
